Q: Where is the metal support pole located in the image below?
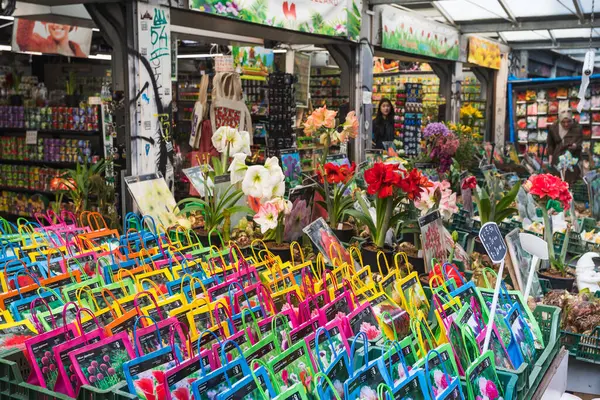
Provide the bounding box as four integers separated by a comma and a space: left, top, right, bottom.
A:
472, 67, 495, 142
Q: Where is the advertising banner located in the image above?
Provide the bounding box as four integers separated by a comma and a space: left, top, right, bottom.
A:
190, 0, 362, 41
468, 36, 501, 70
381, 7, 459, 61
12, 19, 92, 58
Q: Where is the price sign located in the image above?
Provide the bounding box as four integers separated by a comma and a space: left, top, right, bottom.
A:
25, 130, 38, 145
478, 222, 507, 263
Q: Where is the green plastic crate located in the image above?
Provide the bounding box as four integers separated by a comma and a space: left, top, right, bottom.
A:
579, 217, 597, 233
572, 181, 589, 203
0, 348, 136, 400
497, 305, 561, 400
574, 326, 600, 364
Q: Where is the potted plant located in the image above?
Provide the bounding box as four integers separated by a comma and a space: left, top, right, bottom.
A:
316, 161, 357, 242
524, 173, 576, 289
58, 158, 106, 215
303, 106, 359, 236
229, 151, 292, 260
65, 71, 80, 107
177, 126, 252, 246
346, 162, 431, 275
5, 70, 23, 106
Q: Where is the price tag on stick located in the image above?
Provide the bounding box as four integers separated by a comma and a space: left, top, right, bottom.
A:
479, 222, 508, 353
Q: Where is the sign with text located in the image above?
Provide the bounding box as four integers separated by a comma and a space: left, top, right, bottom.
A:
479, 222, 507, 263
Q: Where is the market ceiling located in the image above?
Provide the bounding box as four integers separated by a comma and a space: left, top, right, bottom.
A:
380, 1, 600, 69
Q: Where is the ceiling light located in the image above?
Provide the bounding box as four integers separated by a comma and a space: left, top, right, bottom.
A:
89, 54, 111, 60
92, 28, 100, 32
272, 49, 287, 53
24, 51, 42, 56
0, 16, 14, 21
0, 44, 11, 51
177, 53, 223, 59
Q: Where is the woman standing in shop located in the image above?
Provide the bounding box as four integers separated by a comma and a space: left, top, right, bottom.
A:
548, 109, 583, 184
373, 98, 395, 149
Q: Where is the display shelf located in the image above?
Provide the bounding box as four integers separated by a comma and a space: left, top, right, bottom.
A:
0, 186, 57, 196
0, 128, 101, 136
0, 159, 77, 168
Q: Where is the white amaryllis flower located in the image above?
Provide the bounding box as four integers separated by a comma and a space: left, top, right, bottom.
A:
264, 179, 285, 200
242, 165, 270, 198
233, 131, 251, 155
253, 202, 279, 234
211, 126, 228, 152
228, 153, 248, 184
264, 156, 285, 185
223, 127, 241, 153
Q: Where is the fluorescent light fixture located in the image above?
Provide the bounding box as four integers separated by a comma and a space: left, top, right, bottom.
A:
24, 51, 42, 56
0, 16, 14, 21
92, 28, 100, 32
177, 53, 223, 59
0, 44, 11, 51
272, 49, 287, 53
89, 54, 111, 60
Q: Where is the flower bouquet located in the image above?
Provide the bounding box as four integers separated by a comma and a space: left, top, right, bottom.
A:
524, 173, 575, 288
304, 106, 359, 235
346, 162, 431, 273
422, 122, 460, 175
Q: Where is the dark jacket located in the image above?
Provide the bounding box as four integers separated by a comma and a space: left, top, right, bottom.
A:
373, 117, 394, 149
547, 120, 583, 183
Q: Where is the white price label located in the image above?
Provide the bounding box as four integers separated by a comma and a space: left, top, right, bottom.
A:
25, 130, 38, 145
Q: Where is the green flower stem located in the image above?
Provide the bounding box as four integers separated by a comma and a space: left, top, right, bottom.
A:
376, 198, 394, 249
320, 132, 335, 228
540, 206, 556, 263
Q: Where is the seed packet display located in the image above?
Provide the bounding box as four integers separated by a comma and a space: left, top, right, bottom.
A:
390, 370, 430, 400
505, 305, 536, 366
135, 317, 187, 357
289, 317, 320, 346
268, 340, 315, 394
479, 288, 543, 348
69, 331, 135, 390
123, 346, 180, 399
320, 290, 353, 324
53, 329, 104, 396
345, 358, 388, 400
480, 327, 514, 371
163, 351, 213, 400
26, 323, 78, 389
465, 351, 503, 400
416, 346, 460, 399
369, 292, 411, 341
346, 303, 383, 344
0, 319, 37, 348
398, 272, 430, 318
216, 366, 276, 400
142, 295, 185, 322
306, 320, 350, 371
191, 357, 250, 400
212, 330, 252, 364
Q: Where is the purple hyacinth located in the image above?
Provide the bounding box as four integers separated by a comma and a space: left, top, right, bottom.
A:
423, 122, 449, 138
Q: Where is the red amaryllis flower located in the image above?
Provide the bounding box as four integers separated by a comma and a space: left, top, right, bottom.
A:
324, 163, 344, 184
461, 176, 477, 190
364, 162, 402, 198
526, 173, 572, 209
135, 378, 156, 400
398, 168, 432, 200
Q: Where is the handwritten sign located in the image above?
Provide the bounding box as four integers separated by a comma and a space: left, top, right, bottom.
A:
25, 130, 37, 145
479, 222, 507, 263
